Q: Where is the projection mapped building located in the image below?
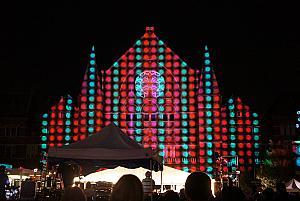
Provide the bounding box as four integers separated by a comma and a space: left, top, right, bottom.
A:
40, 27, 260, 175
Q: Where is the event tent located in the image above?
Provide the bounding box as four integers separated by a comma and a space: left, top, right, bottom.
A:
48, 123, 162, 175
75, 165, 190, 191
286, 178, 300, 192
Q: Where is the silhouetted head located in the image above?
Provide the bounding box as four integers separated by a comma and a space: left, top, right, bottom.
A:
0, 165, 5, 173
276, 182, 287, 193
110, 174, 144, 201
145, 171, 152, 178
86, 182, 91, 189
61, 186, 87, 201
221, 186, 246, 201
185, 172, 212, 201
163, 190, 180, 201
262, 188, 274, 200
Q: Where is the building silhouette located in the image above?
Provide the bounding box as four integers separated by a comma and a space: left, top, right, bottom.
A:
40, 27, 260, 175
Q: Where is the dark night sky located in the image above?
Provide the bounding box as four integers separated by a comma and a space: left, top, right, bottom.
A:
0, 1, 299, 117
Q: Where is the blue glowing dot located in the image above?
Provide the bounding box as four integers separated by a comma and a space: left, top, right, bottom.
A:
136, 48, 142, 53
136, 40, 141, 46
230, 127, 236, 133
182, 129, 188, 134
67, 99, 72, 104
158, 40, 164, 45
182, 152, 189, 157
183, 167, 189, 172
41, 144, 47, 149
207, 120, 213, 125
136, 137, 142, 143
90, 60, 95, 65
182, 136, 188, 142
113, 77, 119, 82
229, 120, 235, 125
205, 88, 211, 94
205, 67, 211, 72
207, 134, 213, 140
89, 82, 95, 87
113, 62, 119, 67
296, 157, 300, 167
136, 62, 142, 67
182, 144, 188, 149
205, 59, 211, 65
90, 67, 95, 73
136, 55, 142, 60
181, 77, 187, 82
230, 135, 236, 140
205, 81, 211, 87
89, 96, 95, 102
207, 166, 213, 172
206, 103, 212, 109
41, 136, 47, 141
205, 74, 211, 79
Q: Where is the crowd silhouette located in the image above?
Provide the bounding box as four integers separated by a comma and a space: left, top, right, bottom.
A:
52, 171, 300, 201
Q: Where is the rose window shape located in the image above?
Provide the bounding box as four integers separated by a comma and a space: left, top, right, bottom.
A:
135, 70, 165, 98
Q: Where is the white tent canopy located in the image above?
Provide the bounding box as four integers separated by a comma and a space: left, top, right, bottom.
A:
75, 165, 190, 191
286, 178, 300, 192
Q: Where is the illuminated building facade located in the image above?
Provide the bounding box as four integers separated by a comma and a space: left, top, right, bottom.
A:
40, 27, 260, 175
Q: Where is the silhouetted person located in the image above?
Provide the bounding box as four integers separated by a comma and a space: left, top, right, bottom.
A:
163, 190, 180, 201
248, 185, 263, 201
84, 182, 94, 201
0, 166, 9, 201
274, 182, 292, 201
153, 192, 160, 201
60, 186, 87, 201
110, 174, 144, 201
179, 188, 186, 201
262, 188, 274, 201
142, 171, 155, 201
184, 171, 212, 201
58, 163, 79, 189
220, 186, 246, 201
